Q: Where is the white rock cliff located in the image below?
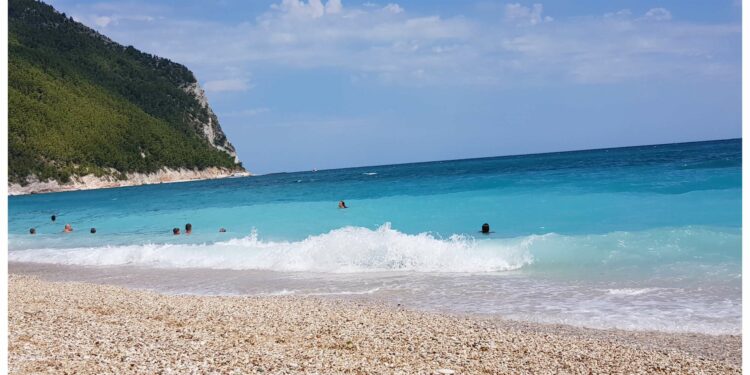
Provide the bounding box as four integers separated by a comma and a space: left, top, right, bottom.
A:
182, 82, 241, 164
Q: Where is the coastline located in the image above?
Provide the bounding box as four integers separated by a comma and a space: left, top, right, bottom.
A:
8, 167, 251, 196
9, 275, 740, 374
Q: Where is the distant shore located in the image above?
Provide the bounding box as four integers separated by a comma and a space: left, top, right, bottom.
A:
9, 275, 740, 374
8, 167, 250, 196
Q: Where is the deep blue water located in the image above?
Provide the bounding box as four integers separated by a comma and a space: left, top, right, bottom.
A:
8, 139, 742, 334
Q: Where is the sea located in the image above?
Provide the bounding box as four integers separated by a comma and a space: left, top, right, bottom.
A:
8, 139, 742, 335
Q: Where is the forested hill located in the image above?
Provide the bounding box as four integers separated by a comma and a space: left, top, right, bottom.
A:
9, 0, 245, 186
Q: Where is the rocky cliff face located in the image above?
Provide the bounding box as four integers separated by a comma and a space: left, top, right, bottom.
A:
182, 82, 240, 164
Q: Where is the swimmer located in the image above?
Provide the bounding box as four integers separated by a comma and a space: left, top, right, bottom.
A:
90, 228, 96, 234
173, 228, 180, 235
338, 200, 348, 209
29, 228, 36, 235
219, 228, 227, 233
481, 223, 491, 234
63, 224, 73, 233
185, 223, 192, 234
51, 214, 56, 222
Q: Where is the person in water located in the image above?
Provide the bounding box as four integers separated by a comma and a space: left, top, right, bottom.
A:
173, 228, 180, 235
51, 214, 56, 222
481, 223, 490, 234
219, 228, 227, 233
338, 200, 348, 209
29, 228, 36, 235
185, 223, 192, 234
63, 224, 73, 233
90, 228, 97, 234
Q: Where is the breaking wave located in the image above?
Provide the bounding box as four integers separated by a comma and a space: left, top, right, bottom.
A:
8, 223, 536, 273
8, 224, 740, 276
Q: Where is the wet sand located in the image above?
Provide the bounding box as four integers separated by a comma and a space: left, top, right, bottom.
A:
9, 275, 740, 374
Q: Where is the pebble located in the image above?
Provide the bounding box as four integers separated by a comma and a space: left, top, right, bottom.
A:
7, 275, 741, 374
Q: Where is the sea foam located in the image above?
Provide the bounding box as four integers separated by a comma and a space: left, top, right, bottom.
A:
8, 223, 535, 273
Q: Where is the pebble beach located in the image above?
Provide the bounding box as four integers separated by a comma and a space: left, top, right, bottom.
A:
9, 275, 741, 374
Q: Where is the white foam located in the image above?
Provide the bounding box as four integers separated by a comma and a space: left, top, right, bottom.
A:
606, 288, 663, 296
8, 223, 535, 273
306, 287, 382, 296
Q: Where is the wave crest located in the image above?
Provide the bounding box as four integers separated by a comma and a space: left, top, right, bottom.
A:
8, 223, 535, 273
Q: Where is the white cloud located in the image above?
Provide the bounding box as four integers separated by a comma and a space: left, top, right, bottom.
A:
271, 0, 344, 18
641, 8, 672, 22
65, 0, 740, 87
326, 0, 343, 14
383, 3, 404, 14
94, 16, 112, 27
505, 3, 552, 26
76, 11, 156, 28
203, 79, 252, 92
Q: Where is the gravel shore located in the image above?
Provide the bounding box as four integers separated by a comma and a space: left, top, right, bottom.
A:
9, 275, 740, 374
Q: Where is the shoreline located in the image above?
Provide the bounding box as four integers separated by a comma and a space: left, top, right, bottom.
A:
9, 261, 741, 337
8, 167, 251, 196
9, 275, 740, 374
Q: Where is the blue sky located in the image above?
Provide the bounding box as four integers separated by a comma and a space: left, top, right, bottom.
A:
48, 0, 741, 174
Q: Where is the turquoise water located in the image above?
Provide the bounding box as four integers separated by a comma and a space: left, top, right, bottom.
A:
8, 139, 742, 334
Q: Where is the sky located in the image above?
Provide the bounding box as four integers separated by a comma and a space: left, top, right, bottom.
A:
48, 0, 742, 174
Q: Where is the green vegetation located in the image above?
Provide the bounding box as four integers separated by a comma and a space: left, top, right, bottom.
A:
9, 0, 242, 184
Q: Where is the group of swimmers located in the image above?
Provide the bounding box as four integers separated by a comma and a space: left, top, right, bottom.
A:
171, 223, 229, 235
29, 200, 494, 236
28, 214, 95, 235
30, 214, 229, 236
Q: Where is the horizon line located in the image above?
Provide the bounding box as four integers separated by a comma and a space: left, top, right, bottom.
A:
252, 137, 741, 176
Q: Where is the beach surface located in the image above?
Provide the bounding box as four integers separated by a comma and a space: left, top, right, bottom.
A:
9, 275, 740, 374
